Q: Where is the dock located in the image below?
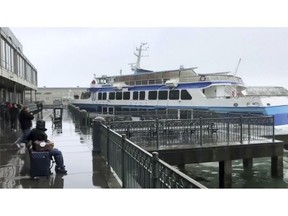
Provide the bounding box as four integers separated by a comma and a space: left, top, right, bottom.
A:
0, 109, 121, 188
93, 115, 286, 188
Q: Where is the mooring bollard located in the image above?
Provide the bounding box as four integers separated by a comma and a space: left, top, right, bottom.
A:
92, 120, 101, 153
151, 152, 159, 188
80, 109, 88, 127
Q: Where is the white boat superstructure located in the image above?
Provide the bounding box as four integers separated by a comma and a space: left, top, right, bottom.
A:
71, 44, 288, 135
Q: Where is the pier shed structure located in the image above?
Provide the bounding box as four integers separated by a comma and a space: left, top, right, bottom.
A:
0, 27, 37, 104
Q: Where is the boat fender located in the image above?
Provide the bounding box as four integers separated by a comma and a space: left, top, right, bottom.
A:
199, 75, 206, 81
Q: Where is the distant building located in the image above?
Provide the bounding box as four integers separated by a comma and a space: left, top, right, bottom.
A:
246, 86, 288, 96
0, 27, 38, 104
35, 87, 87, 106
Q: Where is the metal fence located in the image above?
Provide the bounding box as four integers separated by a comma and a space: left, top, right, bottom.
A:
93, 121, 206, 188
67, 104, 91, 128
106, 116, 275, 148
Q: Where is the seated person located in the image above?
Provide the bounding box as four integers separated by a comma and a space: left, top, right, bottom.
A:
27, 120, 67, 174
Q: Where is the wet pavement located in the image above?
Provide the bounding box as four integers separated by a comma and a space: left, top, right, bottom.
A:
0, 109, 121, 188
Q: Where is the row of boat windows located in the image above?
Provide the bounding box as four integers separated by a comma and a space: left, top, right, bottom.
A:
96, 89, 192, 100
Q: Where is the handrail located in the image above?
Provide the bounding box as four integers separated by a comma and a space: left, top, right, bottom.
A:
92, 121, 206, 188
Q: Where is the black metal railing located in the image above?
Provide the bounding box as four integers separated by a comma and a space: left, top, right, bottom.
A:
106, 116, 274, 148
92, 121, 206, 188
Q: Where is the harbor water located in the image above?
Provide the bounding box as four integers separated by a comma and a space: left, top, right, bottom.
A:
180, 135, 288, 188
182, 155, 288, 188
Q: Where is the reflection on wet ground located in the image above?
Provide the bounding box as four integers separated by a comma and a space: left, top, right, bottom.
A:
0, 109, 121, 188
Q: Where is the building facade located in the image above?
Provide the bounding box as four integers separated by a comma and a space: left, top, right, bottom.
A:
0, 27, 38, 104
35, 87, 87, 106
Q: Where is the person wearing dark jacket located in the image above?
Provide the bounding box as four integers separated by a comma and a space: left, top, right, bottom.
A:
10, 103, 19, 131
14, 105, 34, 148
27, 120, 67, 174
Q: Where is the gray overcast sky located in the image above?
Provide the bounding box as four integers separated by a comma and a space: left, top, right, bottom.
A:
10, 27, 288, 89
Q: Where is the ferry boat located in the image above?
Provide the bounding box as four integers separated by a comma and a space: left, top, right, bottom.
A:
70, 43, 288, 135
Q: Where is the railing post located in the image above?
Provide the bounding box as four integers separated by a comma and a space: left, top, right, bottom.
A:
121, 134, 127, 188
240, 116, 243, 144
107, 126, 110, 165
248, 117, 251, 142
200, 117, 203, 146
272, 116, 275, 142
92, 120, 101, 153
226, 120, 230, 144
151, 152, 159, 188
80, 109, 88, 127
156, 118, 159, 149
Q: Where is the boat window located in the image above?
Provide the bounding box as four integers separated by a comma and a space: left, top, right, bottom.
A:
181, 90, 192, 100
133, 91, 138, 100
108, 107, 113, 114
129, 81, 135, 86
149, 80, 155, 84
116, 92, 122, 100
103, 92, 107, 100
159, 90, 168, 100
139, 91, 145, 100
142, 80, 148, 85
98, 92, 103, 100
123, 92, 130, 100
148, 91, 157, 100
102, 107, 107, 113
136, 81, 142, 85
156, 79, 162, 84
169, 90, 179, 100
109, 92, 115, 100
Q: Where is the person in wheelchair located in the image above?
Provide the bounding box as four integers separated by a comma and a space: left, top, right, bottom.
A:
27, 120, 67, 174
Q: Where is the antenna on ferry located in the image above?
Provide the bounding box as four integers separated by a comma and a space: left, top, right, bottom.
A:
234, 58, 242, 76
130, 43, 149, 71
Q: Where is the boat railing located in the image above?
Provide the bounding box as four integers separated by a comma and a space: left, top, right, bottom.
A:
180, 75, 244, 84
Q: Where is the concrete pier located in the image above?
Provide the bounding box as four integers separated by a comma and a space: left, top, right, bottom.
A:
150, 141, 285, 188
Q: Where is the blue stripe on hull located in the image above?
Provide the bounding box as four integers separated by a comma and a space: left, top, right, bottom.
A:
264, 106, 288, 126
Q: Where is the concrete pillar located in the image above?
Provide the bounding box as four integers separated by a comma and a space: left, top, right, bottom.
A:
219, 160, 232, 188
243, 158, 253, 170
22, 87, 25, 104
13, 82, 17, 103
271, 156, 283, 178
30, 89, 33, 102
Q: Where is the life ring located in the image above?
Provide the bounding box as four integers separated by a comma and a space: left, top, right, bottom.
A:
199, 76, 206, 81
